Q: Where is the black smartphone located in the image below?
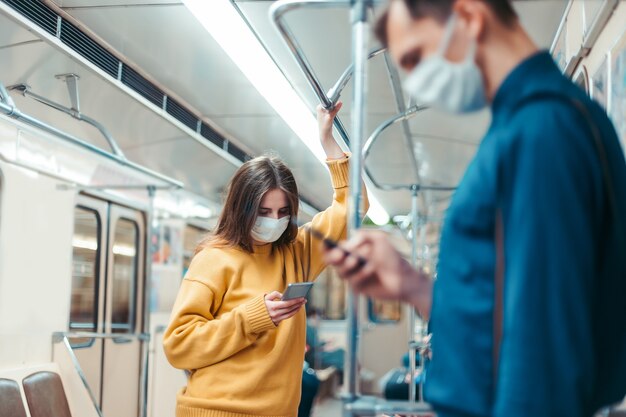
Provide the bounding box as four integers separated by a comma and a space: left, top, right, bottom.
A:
306, 227, 366, 268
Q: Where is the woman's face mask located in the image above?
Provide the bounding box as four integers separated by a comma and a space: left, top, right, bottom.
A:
402, 13, 487, 114
251, 216, 290, 243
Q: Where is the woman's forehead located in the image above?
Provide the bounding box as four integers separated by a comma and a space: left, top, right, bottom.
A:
260, 188, 289, 207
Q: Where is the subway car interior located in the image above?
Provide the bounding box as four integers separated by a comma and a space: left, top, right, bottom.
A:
0, 0, 625, 416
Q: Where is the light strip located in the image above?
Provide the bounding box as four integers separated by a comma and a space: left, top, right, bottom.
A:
183, 0, 389, 225
72, 237, 136, 257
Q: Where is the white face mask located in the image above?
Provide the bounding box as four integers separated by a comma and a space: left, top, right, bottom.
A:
402, 13, 487, 114
251, 216, 291, 243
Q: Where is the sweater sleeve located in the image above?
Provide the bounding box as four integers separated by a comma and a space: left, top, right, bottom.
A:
295, 155, 369, 281
493, 101, 601, 417
162, 250, 276, 370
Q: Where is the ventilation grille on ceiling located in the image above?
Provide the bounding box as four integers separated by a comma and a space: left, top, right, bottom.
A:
121, 64, 164, 107
2, 0, 57, 36
166, 97, 198, 131
228, 143, 250, 163
60, 19, 118, 78
201, 123, 225, 149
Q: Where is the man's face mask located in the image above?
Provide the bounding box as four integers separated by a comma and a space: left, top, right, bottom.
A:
251, 216, 290, 243
402, 13, 487, 114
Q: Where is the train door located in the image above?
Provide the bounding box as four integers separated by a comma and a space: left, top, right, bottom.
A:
101, 205, 145, 417
69, 195, 145, 417
69, 197, 108, 405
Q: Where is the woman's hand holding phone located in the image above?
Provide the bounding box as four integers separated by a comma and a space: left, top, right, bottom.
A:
264, 291, 306, 326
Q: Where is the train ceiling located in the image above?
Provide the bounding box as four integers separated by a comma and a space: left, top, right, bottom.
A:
0, 0, 567, 220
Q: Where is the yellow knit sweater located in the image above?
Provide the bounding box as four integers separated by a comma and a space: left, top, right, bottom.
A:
163, 157, 360, 417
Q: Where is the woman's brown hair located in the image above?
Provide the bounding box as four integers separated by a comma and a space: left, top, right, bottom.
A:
196, 155, 299, 253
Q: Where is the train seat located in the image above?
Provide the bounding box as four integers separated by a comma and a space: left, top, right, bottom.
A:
0, 378, 28, 417
22, 371, 73, 417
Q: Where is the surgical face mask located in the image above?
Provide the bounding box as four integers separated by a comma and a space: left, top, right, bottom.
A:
402, 14, 487, 114
251, 216, 290, 243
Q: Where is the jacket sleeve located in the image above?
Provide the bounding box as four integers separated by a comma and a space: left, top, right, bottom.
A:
493, 102, 602, 417
162, 250, 276, 370
294, 155, 369, 281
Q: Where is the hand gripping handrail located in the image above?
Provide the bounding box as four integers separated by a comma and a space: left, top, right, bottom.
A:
326, 47, 386, 105
271, 0, 385, 150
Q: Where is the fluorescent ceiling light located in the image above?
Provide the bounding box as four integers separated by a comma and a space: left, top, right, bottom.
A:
184, 0, 389, 225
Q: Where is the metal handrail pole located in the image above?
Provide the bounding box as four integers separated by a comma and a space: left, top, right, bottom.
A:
10, 84, 126, 159
362, 106, 457, 192
0, 99, 183, 189
362, 105, 425, 159
345, 0, 371, 407
270, 1, 351, 109
417, 213, 429, 403
51, 334, 105, 417
53, 331, 150, 341
408, 185, 419, 403
382, 51, 424, 195
78, 113, 126, 159
327, 47, 386, 105
0, 82, 15, 108
334, 116, 352, 147
140, 186, 156, 417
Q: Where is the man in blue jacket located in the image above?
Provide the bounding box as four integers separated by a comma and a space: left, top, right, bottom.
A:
324, 1, 626, 416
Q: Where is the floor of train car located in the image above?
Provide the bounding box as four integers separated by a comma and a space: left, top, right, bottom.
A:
312, 397, 343, 416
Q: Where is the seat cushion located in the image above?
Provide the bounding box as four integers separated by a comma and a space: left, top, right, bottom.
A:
22, 371, 72, 417
0, 378, 28, 417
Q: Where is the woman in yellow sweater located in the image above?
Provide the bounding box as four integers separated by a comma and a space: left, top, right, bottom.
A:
163, 102, 365, 417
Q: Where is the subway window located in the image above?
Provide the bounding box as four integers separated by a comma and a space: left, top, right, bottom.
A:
69, 207, 101, 344
183, 225, 207, 276
368, 299, 402, 323
111, 218, 138, 333
310, 268, 346, 320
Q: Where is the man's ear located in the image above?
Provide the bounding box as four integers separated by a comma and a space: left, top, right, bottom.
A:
453, 0, 487, 41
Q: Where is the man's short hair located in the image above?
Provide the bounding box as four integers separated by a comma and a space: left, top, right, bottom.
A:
375, 0, 518, 46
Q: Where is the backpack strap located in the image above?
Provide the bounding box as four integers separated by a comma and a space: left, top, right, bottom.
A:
493, 210, 504, 380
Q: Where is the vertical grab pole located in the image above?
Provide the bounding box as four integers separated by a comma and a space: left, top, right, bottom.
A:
417, 209, 429, 404
345, 0, 370, 405
140, 185, 156, 417
408, 185, 419, 403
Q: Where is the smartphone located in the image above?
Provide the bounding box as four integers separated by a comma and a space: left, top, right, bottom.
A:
281, 282, 314, 300
306, 226, 366, 268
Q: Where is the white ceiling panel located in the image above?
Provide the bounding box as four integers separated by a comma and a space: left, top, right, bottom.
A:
0, 12, 39, 48
123, 137, 238, 197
